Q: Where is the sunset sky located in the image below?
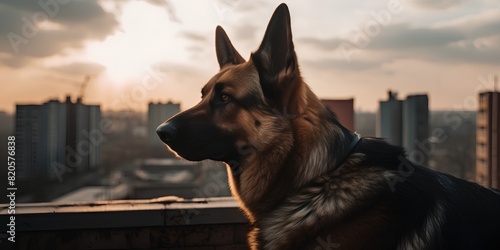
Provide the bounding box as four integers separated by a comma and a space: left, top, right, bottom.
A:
1, 0, 499, 114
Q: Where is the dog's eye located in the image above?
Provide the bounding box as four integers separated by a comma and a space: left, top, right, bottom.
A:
220, 94, 231, 103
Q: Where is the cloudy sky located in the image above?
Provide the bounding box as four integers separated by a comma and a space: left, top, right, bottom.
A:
1, 0, 499, 114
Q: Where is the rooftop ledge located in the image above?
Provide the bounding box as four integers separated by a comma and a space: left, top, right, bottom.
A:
0, 197, 247, 232
1, 197, 250, 249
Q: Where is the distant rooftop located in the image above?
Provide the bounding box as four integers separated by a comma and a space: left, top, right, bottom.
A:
142, 158, 199, 167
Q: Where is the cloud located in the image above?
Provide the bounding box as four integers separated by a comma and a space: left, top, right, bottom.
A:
297, 10, 500, 70
231, 23, 259, 43
298, 37, 345, 51
143, 0, 180, 22
0, 0, 119, 68
411, 0, 464, 10
177, 30, 211, 59
178, 30, 208, 42
302, 58, 384, 71
50, 62, 105, 76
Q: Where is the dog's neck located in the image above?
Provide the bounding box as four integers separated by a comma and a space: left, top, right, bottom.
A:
227, 92, 359, 221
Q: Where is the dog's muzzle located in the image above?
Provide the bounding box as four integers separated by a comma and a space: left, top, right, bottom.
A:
155, 117, 237, 162
156, 122, 177, 144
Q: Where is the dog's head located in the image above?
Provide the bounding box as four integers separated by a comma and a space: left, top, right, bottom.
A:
157, 4, 311, 163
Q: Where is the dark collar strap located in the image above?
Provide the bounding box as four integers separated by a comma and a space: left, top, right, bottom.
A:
335, 132, 362, 169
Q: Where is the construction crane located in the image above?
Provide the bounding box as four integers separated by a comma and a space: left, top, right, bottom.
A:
78, 75, 92, 103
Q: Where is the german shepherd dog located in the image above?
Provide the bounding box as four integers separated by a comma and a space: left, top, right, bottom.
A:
157, 3, 500, 249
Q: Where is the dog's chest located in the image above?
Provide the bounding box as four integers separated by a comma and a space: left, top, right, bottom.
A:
254, 168, 394, 249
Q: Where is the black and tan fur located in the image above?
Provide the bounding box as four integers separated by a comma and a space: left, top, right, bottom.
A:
157, 4, 500, 249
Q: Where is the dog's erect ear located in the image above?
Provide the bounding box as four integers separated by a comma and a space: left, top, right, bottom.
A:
251, 4, 298, 101
215, 26, 245, 68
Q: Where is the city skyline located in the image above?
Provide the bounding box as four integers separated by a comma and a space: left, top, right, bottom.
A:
1, 0, 500, 114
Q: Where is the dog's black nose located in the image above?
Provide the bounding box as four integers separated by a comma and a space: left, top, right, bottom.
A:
156, 122, 177, 143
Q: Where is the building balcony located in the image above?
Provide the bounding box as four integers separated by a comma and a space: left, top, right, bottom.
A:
0, 197, 250, 250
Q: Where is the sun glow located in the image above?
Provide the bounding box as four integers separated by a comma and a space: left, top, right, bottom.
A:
82, 1, 184, 84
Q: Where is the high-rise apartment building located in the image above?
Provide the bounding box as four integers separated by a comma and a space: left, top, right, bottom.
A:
16, 97, 101, 180
476, 91, 500, 188
377, 91, 429, 165
403, 95, 429, 165
322, 99, 354, 132
377, 91, 403, 146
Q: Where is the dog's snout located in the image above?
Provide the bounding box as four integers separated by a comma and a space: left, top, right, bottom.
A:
156, 122, 177, 143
